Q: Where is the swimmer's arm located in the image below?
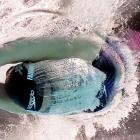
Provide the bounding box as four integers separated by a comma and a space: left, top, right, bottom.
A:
0, 38, 101, 66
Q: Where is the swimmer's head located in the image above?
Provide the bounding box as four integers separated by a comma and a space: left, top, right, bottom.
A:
5, 58, 106, 114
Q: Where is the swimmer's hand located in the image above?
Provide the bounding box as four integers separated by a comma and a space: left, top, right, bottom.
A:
0, 38, 101, 66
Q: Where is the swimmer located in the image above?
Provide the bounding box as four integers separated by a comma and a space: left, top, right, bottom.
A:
1, 58, 107, 114
0, 48, 119, 115
0, 35, 118, 114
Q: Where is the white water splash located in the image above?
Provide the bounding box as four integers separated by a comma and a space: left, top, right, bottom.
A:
0, 0, 139, 140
